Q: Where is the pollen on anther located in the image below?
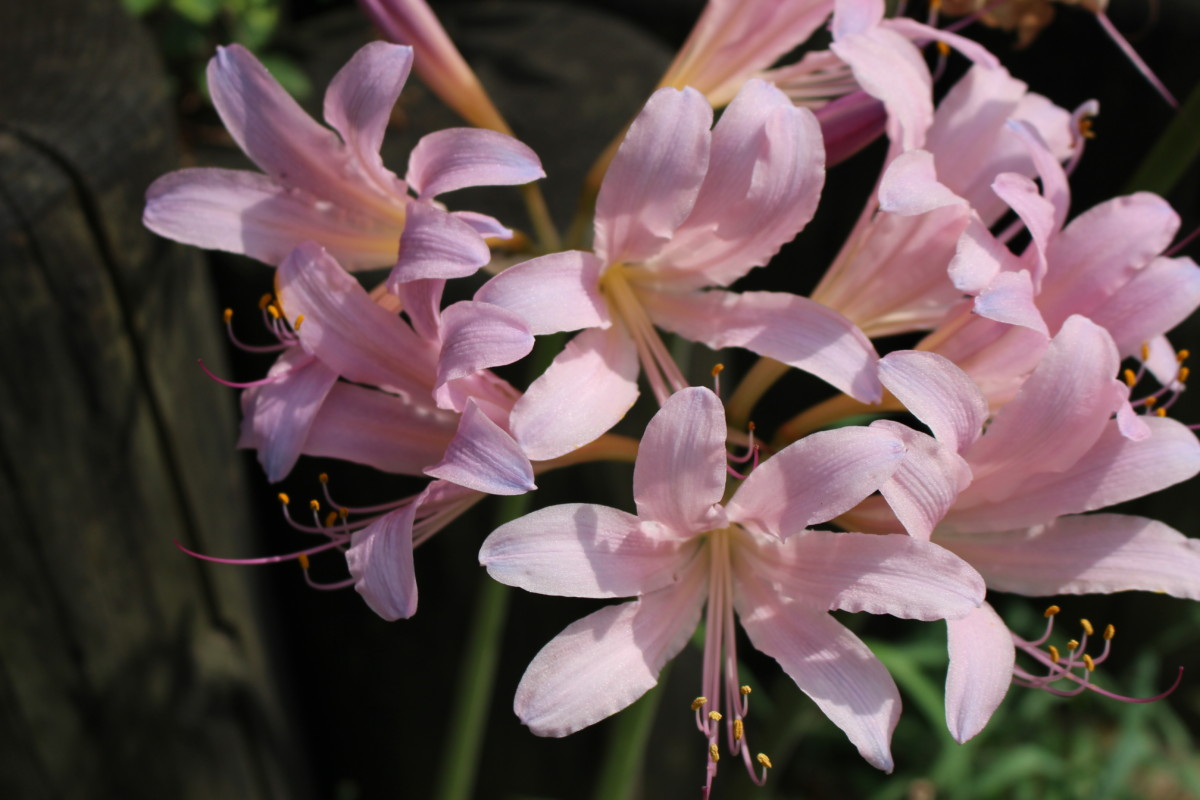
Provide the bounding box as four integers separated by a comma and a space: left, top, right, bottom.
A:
936, 40, 951, 57
278, 492, 290, 505
258, 293, 273, 310
1156, 407, 1168, 417
691, 697, 707, 711
709, 744, 720, 763
309, 499, 321, 512
1080, 618, 1094, 636
223, 308, 234, 324
266, 304, 282, 320
1123, 369, 1137, 388
294, 314, 306, 331
1178, 349, 1190, 363
1067, 639, 1080, 651
1048, 645, 1061, 664
711, 364, 724, 378
708, 710, 722, 722
319, 473, 330, 483
1145, 395, 1159, 408
339, 507, 350, 520
733, 719, 744, 741
1179, 367, 1191, 383
1104, 624, 1116, 640
740, 685, 752, 696
298, 552, 310, 570
1078, 116, 1096, 140
1141, 342, 1152, 362
756, 753, 773, 770
324, 511, 339, 528
1083, 654, 1096, 672
1044, 605, 1061, 618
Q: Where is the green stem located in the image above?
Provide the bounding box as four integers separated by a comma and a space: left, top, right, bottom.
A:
1124, 79, 1200, 197
591, 664, 670, 800
433, 493, 529, 800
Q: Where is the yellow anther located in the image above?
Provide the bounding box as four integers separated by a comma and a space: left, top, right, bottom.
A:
1104, 624, 1115, 640
1144, 395, 1158, 408
691, 697, 707, 711
1178, 366, 1190, 383
339, 507, 350, 520
1083, 654, 1095, 672
709, 744, 720, 763
277, 492, 290, 505
258, 293, 273, 310
1078, 116, 1096, 140
747, 421, 756, 432
1080, 618, 1094, 636
740, 685, 752, 696
733, 719, 744, 741
223, 308, 234, 324
325, 511, 339, 528
711, 363, 725, 378
266, 304, 281, 319
936, 40, 951, 57
309, 499, 320, 512
1048, 645, 1061, 664
708, 710, 723, 721
1067, 639, 1079, 651
1141, 342, 1152, 362
1178, 349, 1190, 363
756, 753, 773, 770
319, 473, 329, 483
930, 0, 942, 11
1156, 407, 1168, 417
1123, 369, 1137, 388
293, 314, 306, 331
298, 552, 310, 570
1044, 605, 1061, 618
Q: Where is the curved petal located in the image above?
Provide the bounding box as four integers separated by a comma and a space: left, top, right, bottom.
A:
481, 503, 697, 598
406, 127, 544, 199
877, 149, 965, 216
237, 349, 337, 482
871, 421, 971, 540
727, 426, 905, 539
736, 584, 899, 772
937, 514, 1200, 599
972, 269, 1049, 335
735, 528, 984, 620
878, 350, 987, 453
639, 288, 882, 403
302, 382, 458, 475
945, 603, 1015, 743
389, 202, 490, 286
633, 387, 728, 534
435, 300, 533, 391
831, 24, 932, 155
593, 87, 712, 264
1086, 255, 1200, 358
475, 251, 610, 335
424, 400, 535, 495
514, 559, 708, 737
346, 500, 420, 620
143, 168, 402, 269
511, 325, 639, 461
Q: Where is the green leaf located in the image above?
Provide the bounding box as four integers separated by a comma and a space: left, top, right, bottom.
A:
1124, 80, 1200, 197
169, 0, 221, 25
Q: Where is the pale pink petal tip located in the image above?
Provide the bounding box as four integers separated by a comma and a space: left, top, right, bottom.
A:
425, 401, 534, 495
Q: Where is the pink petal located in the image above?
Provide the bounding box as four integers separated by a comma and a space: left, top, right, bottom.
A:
877, 149, 965, 216
475, 251, 610, 335
511, 325, 639, 461
633, 388, 728, 534
727, 427, 905, 539
593, 87, 712, 264
991, 171, 1056, 284
972, 269, 1049, 335
945, 603, 1014, 743
143, 168, 402, 269
639, 288, 882, 402
237, 349, 337, 482
480, 503, 698, 598
452, 210, 512, 240
878, 350, 987, 453
435, 301, 533, 393
323, 42, 414, 197
736, 528, 984, 619
395, 278, 444, 342
947, 217, 1014, 295
514, 562, 708, 737
424, 400, 535, 495
346, 500, 420, 620
405, 127, 544, 199
278, 242, 439, 396
871, 421, 971, 541
736, 584, 899, 772
1085, 255, 1200, 358
1004, 120, 1069, 232
937, 514, 1200, 600
389, 202, 491, 286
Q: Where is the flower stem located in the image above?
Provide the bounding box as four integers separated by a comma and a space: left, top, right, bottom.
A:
520, 182, 562, 253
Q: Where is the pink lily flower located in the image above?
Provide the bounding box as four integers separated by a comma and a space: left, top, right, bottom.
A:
480, 387, 985, 790
471, 79, 882, 460
844, 316, 1200, 742
143, 42, 544, 281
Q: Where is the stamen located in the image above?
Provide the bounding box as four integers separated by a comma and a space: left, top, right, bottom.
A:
1080, 619, 1094, 637
197, 357, 302, 389
258, 293, 273, 310
309, 499, 320, 512
298, 552, 310, 570
691, 697, 708, 711
1067, 639, 1079, 652
223, 308, 233, 324
1083, 654, 1096, 672
293, 314, 306, 331
712, 363, 724, 396
733, 719, 743, 741
278, 493, 290, 506
708, 711, 723, 722
1105, 624, 1116, 640
1048, 645, 1061, 664
1123, 369, 1137, 388
709, 744, 720, 763
756, 754, 772, 770
1044, 605, 1060, 618
1142, 342, 1152, 362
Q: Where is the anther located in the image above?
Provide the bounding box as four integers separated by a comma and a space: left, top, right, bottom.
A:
691, 697, 708, 711
711, 364, 724, 378
319, 473, 329, 483
1144, 396, 1158, 408
756, 754, 772, 770
258, 293, 273, 310
1141, 342, 1152, 362
324, 511, 339, 527
309, 499, 320, 512
223, 308, 233, 324
936, 40, 951, 57
1123, 369, 1137, 388
1156, 408, 1168, 417
294, 314, 306, 331
1078, 116, 1096, 140
1080, 619, 1094, 636
1044, 605, 1061, 618
1104, 624, 1116, 640
1083, 654, 1096, 672
1178, 349, 1190, 363
708, 710, 722, 721
733, 719, 744, 741
1048, 645, 1061, 664
709, 744, 720, 763
339, 507, 350, 520
267, 304, 282, 320
1178, 366, 1190, 383
278, 492, 290, 505
740, 685, 752, 696
1067, 639, 1080, 651
298, 552, 310, 570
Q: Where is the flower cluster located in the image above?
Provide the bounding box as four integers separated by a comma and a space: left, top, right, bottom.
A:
145, 0, 1200, 794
